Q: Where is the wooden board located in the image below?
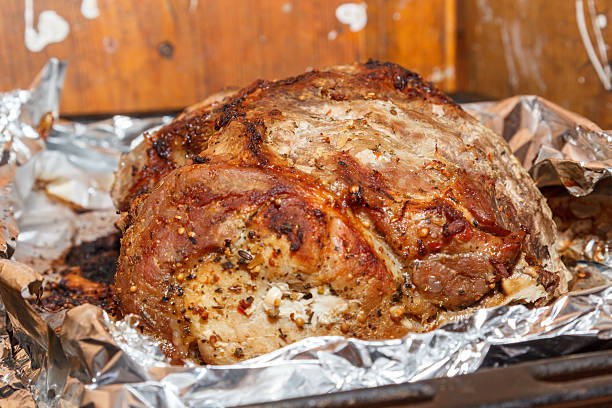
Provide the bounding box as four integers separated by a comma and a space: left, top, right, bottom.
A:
0, 0, 455, 116
457, 0, 612, 129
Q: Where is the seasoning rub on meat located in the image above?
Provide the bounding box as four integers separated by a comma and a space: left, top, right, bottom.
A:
112, 61, 570, 364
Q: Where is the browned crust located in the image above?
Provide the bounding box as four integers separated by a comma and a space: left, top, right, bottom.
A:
111, 60, 461, 212
113, 61, 568, 364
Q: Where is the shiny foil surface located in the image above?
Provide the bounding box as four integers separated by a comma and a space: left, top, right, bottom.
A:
0, 60, 610, 407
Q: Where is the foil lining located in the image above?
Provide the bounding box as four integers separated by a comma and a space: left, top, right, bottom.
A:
0, 60, 610, 407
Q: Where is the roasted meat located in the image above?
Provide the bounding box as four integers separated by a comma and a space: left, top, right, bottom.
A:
113, 61, 570, 364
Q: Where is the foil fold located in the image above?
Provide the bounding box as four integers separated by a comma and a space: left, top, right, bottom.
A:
0, 62, 610, 407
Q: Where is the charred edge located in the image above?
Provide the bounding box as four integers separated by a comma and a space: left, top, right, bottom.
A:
63, 233, 121, 284
230, 61, 456, 114
215, 102, 247, 130
363, 59, 458, 106
192, 155, 210, 164
210, 78, 270, 132
269, 216, 304, 252
274, 70, 320, 87
245, 121, 269, 165
364, 59, 420, 89
121, 148, 177, 210
182, 118, 214, 154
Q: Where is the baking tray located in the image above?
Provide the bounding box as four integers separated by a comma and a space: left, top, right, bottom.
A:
246, 347, 612, 408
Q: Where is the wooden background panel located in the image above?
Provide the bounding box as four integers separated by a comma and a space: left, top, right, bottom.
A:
0, 0, 454, 116
457, 0, 612, 129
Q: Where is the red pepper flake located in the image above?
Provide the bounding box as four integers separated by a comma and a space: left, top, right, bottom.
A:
192, 305, 209, 320
374, 151, 382, 159
239, 296, 253, 309
237, 296, 254, 315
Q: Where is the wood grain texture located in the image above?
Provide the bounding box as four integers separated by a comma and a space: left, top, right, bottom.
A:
0, 0, 454, 115
457, 0, 612, 129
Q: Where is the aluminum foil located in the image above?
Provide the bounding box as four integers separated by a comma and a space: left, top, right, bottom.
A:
0, 60, 610, 407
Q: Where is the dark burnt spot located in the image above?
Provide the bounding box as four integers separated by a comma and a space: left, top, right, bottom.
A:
416, 239, 427, 257
391, 284, 403, 302
192, 155, 210, 164
38, 233, 120, 314
274, 221, 304, 251
362, 59, 456, 106
245, 121, 269, 165
393, 74, 408, 90
263, 198, 311, 252
63, 233, 120, 284
215, 101, 246, 131
537, 269, 559, 293
152, 137, 174, 162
